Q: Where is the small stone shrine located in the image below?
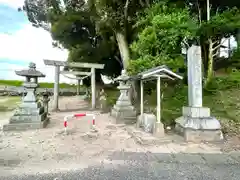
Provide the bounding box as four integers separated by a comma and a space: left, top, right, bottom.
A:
135, 65, 182, 137
111, 70, 137, 124
99, 89, 107, 113
42, 89, 50, 115
175, 45, 223, 142
3, 62, 49, 131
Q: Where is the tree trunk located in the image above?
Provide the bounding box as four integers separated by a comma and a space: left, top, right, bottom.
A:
115, 31, 138, 104
236, 29, 240, 48
115, 31, 130, 69
200, 40, 208, 76
205, 38, 214, 87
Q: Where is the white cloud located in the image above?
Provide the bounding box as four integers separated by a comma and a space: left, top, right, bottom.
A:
0, 24, 76, 83
0, 0, 89, 85
0, 0, 77, 84
0, 63, 26, 80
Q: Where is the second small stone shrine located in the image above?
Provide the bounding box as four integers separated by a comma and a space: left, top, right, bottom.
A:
3, 62, 49, 131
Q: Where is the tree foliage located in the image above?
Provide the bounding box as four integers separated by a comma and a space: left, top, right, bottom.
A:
22, 0, 123, 77
22, 0, 240, 82
199, 8, 240, 40
128, 1, 240, 78
128, 2, 198, 75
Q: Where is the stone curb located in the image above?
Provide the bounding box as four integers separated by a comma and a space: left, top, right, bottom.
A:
107, 150, 240, 165
125, 126, 177, 145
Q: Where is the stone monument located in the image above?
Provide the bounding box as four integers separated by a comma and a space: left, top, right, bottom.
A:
175, 45, 223, 142
111, 70, 137, 124
3, 62, 49, 131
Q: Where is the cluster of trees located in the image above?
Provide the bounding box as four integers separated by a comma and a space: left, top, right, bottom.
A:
20, 0, 240, 87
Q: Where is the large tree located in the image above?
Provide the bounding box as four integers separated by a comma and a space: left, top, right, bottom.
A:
21, 0, 122, 78
22, 0, 154, 71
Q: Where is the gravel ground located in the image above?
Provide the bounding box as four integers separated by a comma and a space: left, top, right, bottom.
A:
0, 96, 240, 179
1, 151, 240, 180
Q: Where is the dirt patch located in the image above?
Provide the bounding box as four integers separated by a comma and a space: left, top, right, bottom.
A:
105, 125, 118, 130
81, 132, 99, 142
0, 96, 239, 177
221, 135, 240, 152
0, 98, 143, 176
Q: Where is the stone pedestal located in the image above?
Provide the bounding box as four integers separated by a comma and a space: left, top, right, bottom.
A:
175, 107, 223, 142
111, 89, 137, 124
111, 70, 137, 124
3, 62, 49, 131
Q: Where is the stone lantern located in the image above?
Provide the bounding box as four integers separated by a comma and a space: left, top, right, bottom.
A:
3, 62, 49, 131
111, 70, 137, 124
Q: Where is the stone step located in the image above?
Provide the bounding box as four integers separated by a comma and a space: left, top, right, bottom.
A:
125, 126, 174, 145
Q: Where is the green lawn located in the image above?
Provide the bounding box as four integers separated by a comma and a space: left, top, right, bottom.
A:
0, 96, 21, 112
0, 79, 77, 88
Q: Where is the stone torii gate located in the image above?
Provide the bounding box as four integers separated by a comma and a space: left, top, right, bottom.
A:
43, 59, 105, 111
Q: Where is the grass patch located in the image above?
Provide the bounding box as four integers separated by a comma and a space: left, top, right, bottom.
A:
159, 84, 240, 135
0, 80, 77, 88
0, 97, 21, 112
105, 87, 120, 106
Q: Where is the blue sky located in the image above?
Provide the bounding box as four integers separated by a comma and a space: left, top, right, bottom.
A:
0, 0, 69, 82
0, 2, 28, 80
0, 4, 27, 34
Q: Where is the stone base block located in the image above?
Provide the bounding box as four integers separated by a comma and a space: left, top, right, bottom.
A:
136, 114, 165, 136
52, 109, 60, 112
136, 114, 144, 128
153, 122, 165, 137
9, 112, 46, 123
175, 116, 223, 142
112, 104, 135, 111
3, 118, 49, 131
111, 108, 137, 124
137, 113, 153, 128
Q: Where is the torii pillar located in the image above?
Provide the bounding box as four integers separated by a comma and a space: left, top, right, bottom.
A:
91, 67, 96, 109
53, 65, 60, 111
